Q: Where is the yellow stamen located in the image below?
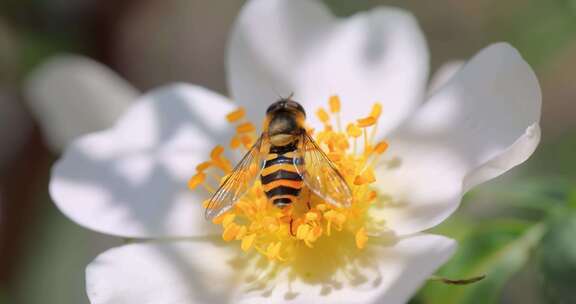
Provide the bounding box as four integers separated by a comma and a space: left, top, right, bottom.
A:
210, 146, 225, 160
369, 103, 382, 142
195, 162, 211, 172
363, 128, 370, 155
370, 103, 382, 119
222, 213, 236, 227
187, 173, 205, 189
265, 242, 283, 261
346, 123, 362, 138
240, 135, 254, 149
305, 211, 320, 222
241, 234, 256, 252
226, 107, 246, 122
190, 97, 390, 264
354, 170, 375, 185
357, 116, 376, 128
327, 152, 342, 162
236, 122, 256, 133
296, 224, 311, 240
355, 227, 369, 249
316, 108, 330, 124
230, 137, 241, 149
329, 95, 341, 113
223, 223, 240, 241
374, 141, 389, 154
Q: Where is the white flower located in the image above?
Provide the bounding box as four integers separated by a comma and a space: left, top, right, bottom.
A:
25, 55, 139, 153
49, 0, 541, 303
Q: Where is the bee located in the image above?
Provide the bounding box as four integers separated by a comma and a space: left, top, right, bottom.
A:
204, 97, 352, 220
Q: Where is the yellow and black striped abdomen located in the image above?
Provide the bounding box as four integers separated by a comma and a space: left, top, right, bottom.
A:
260, 143, 303, 207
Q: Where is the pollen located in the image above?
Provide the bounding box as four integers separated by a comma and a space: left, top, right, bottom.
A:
226, 107, 245, 122
241, 234, 256, 252
356, 116, 376, 128
374, 141, 389, 154
195, 161, 211, 172
346, 123, 362, 138
187, 172, 205, 189
370, 103, 382, 119
354, 170, 376, 185
329, 95, 341, 113
190, 97, 389, 263
236, 122, 256, 133
316, 108, 330, 124
355, 227, 369, 249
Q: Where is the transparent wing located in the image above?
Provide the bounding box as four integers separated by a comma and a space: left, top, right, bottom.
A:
204, 135, 266, 220
296, 132, 352, 208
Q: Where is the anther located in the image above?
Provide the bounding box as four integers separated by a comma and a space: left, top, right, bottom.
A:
230, 137, 241, 149
226, 107, 246, 122
210, 146, 225, 160
374, 141, 389, 154
195, 162, 212, 172
355, 227, 368, 249
236, 122, 256, 133
305, 211, 319, 221
354, 170, 375, 185
316, 108, 330, 124
329, 95, 341, 113
329, 96, 342, 130
357, 116, 376, 128
346, 123, 362, 138
241, 234, 256, 252
240, 135, 254, 149
370, 103, 382, 119
223, 223, 240, 241
188, 173, 206, 189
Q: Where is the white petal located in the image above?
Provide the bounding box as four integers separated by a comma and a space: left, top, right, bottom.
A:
463, 123, 540, 191
228, 0, 428, 134
427, 60, 464, 96
375, 43, 541, 235
25, 55, 139, 152
50, 84, 236, 238
86, 235, 454, 304
236, 234, 455, 304
86, 240, 239, 304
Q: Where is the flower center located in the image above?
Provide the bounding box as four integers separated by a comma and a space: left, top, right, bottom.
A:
189, 96, 389, 264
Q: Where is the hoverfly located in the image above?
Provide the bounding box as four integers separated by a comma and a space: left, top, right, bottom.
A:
204, 97, 352, 220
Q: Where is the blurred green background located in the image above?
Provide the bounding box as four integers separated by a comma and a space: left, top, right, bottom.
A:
0, 0, 575, 303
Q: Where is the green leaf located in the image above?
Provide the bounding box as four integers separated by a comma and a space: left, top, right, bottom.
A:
417, 220, 545, 304
538, 212, 576, 303
322, 0, 372, 16
489, 0, 576, 67
481, 177, 572, 213
568, 190, 576, 210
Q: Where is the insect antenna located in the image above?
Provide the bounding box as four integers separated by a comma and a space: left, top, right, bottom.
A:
270, 85, 295, 102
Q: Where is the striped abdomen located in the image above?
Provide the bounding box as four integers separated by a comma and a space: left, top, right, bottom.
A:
260, 142, 303, 207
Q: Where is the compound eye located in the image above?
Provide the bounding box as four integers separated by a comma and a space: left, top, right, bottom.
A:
285, 100, 305, 117
266, 101, 282, 114
295, 102, 306, 117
